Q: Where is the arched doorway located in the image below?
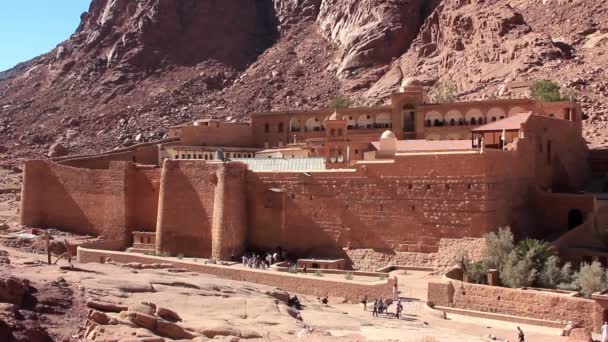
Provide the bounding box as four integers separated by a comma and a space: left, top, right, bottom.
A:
568, 209, 584, 230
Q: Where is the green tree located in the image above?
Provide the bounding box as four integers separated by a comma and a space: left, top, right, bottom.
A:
430, 81, 458, 103
483, 227, 515, 270
531, 80, 563, 102
515, 239, 556, 267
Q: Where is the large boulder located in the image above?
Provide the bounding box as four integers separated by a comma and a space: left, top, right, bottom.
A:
0, 278, 29, 307
48, 143, 68, 158
156, 307, 181, 322
568, 328, 593, 342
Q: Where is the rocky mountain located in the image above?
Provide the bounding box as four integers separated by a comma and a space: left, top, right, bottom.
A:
0, 0, 607, 164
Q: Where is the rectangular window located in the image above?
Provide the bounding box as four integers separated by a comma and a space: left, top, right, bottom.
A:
547, 140, 552, 165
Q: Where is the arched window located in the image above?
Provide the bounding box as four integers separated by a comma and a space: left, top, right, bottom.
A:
278, 122, 284, 133
450, 119, 456, 126
264, 123, 270, 133
434, 119, 442, 126
425, 119, 432, 127
470, 117, 477, 125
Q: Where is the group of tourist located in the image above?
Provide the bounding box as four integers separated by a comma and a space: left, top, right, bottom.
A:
240, 247, 286, 270
361, 296, 403, 319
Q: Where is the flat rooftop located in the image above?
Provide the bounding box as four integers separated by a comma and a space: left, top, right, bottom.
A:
230, 157, 326, 172
371, 139, 473, 152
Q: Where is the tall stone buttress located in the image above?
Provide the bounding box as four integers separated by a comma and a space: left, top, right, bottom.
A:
211, 162, 248, 260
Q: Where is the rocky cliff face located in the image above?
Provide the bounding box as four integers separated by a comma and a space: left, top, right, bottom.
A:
0, 0, 607, 163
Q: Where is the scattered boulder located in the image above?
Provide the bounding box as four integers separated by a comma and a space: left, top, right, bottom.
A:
155, 320, 195, 340
156, 307, 181, 322
86, 299, 128, 313
568, 328, 593, 341
126, 311, 158, 331
88, 309, 111, 325
0, 223, 9, 231
263, 289, 289, 303
48, 143, 68, 158
129, 302, 157, 316
0, 277, 29, 306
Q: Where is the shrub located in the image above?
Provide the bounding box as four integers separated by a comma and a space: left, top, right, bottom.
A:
467, 261, 490, 284
345, 272, 354, 280
331, 96, 355, 108
314, 270, 324, 277
531, 80, 563, 102
379, 273, 389, 280
430, 81, 457, 103
500, 250, 538, 288
287, 265, 298, 274
177, 253, 184, 260
538, 256, 574, 289
454, 251, 488, 284
574, 261, 606, 298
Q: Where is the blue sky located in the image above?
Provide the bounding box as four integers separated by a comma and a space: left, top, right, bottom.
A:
0, 1, 91, 71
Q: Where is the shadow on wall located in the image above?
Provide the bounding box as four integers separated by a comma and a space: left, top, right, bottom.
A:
129, 169, 161, 233
31, 164, 103, 236
157, 165, 213, 258
246, 173, 400, 267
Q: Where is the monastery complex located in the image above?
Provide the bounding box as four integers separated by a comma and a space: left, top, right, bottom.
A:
19, 78, 606, 270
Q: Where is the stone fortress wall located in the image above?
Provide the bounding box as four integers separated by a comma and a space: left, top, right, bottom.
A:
20, 115, 593, 270
18, 79, 593, 270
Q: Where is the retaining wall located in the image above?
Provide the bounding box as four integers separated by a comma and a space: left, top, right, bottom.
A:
428, 279, 601, 331
77, 247, 395, 303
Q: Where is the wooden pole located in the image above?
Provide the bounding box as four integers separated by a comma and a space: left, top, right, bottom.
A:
45, 231, 51, 265
64, 239, 72, 267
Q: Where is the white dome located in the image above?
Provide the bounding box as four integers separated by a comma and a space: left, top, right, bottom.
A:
381, 130, 396, 139
401, 77, 422, 88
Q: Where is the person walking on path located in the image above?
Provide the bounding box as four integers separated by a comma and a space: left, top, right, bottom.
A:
372, 299, 378, 317
361, 296, 368, 311
517, 326, 525, 342
396, 301, 403, 319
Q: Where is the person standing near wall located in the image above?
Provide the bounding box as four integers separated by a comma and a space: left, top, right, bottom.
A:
601, 322, 608, 342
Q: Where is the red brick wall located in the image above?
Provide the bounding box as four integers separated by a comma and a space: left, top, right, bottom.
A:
57, 140, 168, 169
246, 151, 535, 265
21, 160, 119, 238
156, 160, 217, 257
130, 168, 161, 232
171, 123, 253, 147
